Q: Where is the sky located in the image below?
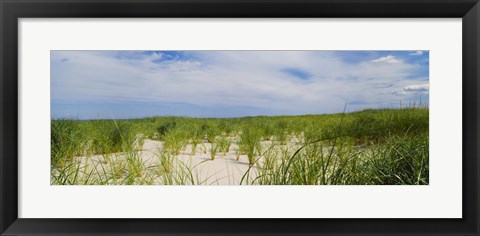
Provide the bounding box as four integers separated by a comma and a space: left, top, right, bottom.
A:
51, 50, 429, 119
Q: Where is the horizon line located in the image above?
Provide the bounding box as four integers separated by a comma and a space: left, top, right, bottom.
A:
51, 106, 429, 121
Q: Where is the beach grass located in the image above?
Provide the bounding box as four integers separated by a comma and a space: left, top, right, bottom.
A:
51, 106, 429, 185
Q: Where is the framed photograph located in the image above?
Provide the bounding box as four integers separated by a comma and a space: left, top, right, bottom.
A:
1, 0, 479, 235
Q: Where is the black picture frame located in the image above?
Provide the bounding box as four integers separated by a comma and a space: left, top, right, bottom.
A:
1, 0, 479, 235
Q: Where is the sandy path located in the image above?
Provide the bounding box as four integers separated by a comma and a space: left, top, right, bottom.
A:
141, 139, 258, 185
72, 139, 260, 185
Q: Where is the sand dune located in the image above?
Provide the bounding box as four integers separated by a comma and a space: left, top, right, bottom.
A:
73, 139, 261, 185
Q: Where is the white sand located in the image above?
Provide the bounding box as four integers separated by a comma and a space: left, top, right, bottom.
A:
142, 139, 258, 185
74, 139, 262, 185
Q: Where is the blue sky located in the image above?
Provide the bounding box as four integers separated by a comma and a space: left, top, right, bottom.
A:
51, 50, 429, 119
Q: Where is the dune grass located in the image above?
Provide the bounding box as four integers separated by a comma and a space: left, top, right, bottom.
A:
51, 106, 429, 185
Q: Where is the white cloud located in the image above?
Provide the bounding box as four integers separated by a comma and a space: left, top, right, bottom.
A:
409, 50, 424, 56
392, 83, 429, 96
371, 55, 401, 64
404, 84, 429, 91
